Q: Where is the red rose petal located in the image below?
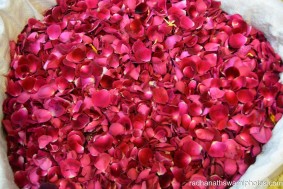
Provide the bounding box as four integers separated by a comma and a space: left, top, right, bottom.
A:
38, 135, 53, 149
174, 151, 191, 167
224, 90, 238, 105
165, 35, 182, 50
34, 109, 52, 123
66, 48, 86, 63
92, 89, 111, 108
188, 103, 203, 116
224, 159, 237, 175
195, 129, 215, 141
37, 84, 56, 99
47, 24, 61, 40
236, 89, 255, 103
182, 140, 202, 156
94, 153, 111, 172
229, 33, 247, 49
180, 16, 195, 29
86, 0, 98, 8
250, 127, 272, 143
138, 148, 153, 166
152, 87, 169, 104
11, 108, 28, 124
208, 141, 227, 157
209, 104, 229, 121
60, 159, 81, 178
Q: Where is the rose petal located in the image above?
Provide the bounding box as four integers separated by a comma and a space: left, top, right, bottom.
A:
188, 103, 203, 116
174, 151, 191, 168
109, 123, 125, 136
180, 16, 195, 29
195, 129, 215, 141
165, 35, 182, 50
37, 84, 56, 99
224, 159, 237, 175
11, 108, 28, 124
229, 33, 247, 48
236, 89, 255, 103
34, 109, 52, 123
92, 89, 111, 108
208, 141, 227, 157
86, 0, 98, 8
38, 135, 53, 149
152, 87, 169, 104
47, 24, 61, 40
94, 153, 111, 172
66, 48, 86, 63
209, 104, 229, 121
138, 148, 153, 166
182, 141, 202, 156
60, 159, 81, 178
250, 127, 272, 143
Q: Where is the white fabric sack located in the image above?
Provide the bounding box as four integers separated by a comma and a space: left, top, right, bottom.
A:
0, 0, 282, 189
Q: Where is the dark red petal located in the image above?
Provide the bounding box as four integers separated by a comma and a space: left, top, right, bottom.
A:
209, 104, 229, 121
225, 67, 240, 79
138, 148, 153, 166
11, 108, 28, 124
66, 48, 86, 63
174, 151, 191, 167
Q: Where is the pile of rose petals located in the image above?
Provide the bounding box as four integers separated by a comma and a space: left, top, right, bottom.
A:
3, 0, 283, 188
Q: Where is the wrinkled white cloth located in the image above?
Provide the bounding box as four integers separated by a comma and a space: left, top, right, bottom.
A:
0, 0, 282, 189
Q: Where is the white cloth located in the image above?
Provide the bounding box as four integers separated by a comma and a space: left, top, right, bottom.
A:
0, 0, 282, 189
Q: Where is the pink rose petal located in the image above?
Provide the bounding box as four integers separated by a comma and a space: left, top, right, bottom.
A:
34, 109, 52, 123
60, 159, 81, 178
38, 135, 53, 149
180, 16, 195, 29
94, 153, 111, 172
208, 141, 227, 157
109, 123, 125, 136
11, 108, 28, 124
92, 89, 111, 108
47, 24, 61, 40
229, 33, 247, 48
